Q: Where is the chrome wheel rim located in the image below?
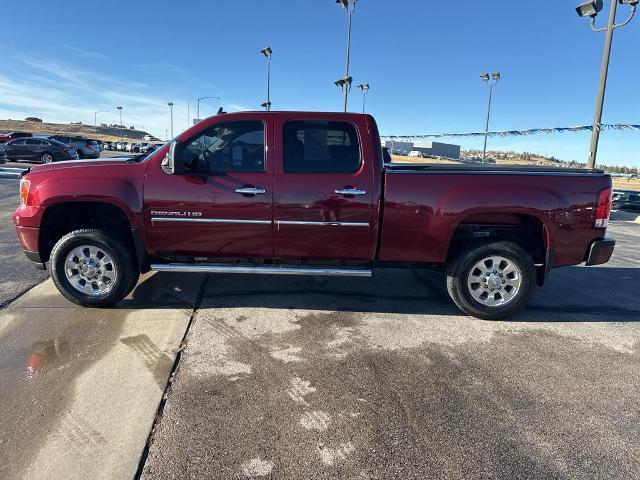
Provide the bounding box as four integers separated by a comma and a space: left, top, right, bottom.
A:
466, 255, 522, 308
64, 245, 118, 296
42, 154, 53, 163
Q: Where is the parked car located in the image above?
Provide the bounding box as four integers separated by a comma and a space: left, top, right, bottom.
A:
612, 191, 640, 212
116, 142, 127, 151
409, 151, 425, 158
3, 137, 78, 163
103, 142, 113, 150
49, 136, 101, 159
0, 132, 33, 143
382, 147, 392, 164
0, 144, 6, 164
13, 111, 615, 320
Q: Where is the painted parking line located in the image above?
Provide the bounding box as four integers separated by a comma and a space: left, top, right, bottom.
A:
0, 167, 27, 180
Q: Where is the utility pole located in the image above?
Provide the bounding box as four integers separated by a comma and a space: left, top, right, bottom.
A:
94, 110, 106, 134
197, 96, 221, 123
260, 47, 273, 110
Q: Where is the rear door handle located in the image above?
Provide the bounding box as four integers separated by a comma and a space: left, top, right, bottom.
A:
235, 187, 267, 195
335, 188, 367, 196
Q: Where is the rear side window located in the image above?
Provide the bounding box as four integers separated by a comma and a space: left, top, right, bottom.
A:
283, 121, 360, 173
10, 139, 26, 146
26, 139, 42, 146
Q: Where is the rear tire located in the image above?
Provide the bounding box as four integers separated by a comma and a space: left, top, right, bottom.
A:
446, 241, 536, 320
41, 152, 54, 163
50, 229, 139, 307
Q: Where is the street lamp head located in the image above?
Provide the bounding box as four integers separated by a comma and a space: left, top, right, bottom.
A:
619, 0, 639, 5
492, 72, 501, 81
336, 0, 356, 8
357, 83, 370, 91
261, 101, 272, 109
576, 0, 604, 17
116, 106, 122, 110
480, 73, 490, 82
167, 102, 174, 107
335, 76, 353, 88
260, 46, 272, 58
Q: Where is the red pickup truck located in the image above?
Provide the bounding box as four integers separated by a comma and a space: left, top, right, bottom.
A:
13, 111, 615, 319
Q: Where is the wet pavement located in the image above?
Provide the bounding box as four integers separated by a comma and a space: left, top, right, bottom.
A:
0, 272, 204, 480
141, 222, 640, 480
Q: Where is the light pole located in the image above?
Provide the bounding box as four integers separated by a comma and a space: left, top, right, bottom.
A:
576, 0, 638, 169
116, 106, 123, 141
94, 110, 107, 134
167, 102, 174, 139
480, 72, 500, 163
335, 0, 357, 112
260, 46, 273, 111
165, 129, 169, 141
197, 96, 222, 123
357, 83, 369, 114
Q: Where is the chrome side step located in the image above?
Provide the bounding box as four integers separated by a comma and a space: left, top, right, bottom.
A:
150, 264, 372, 277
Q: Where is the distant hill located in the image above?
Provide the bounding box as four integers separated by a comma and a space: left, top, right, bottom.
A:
0, 119, 154, 142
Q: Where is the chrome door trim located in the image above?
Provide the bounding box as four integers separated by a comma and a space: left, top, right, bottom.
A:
235, 187, 267, 195
335, 188, 367, 196
151, 217, 272, 225
277, 220, 369, 228
151, 264, 372, 277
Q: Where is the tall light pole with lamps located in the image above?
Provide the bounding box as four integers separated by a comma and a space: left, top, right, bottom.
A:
260, 47, 273, 111
116, 106, 123, 141
167, 102, 174, 139
576, 0, 638, 169
480, 72, 500, 163
335, 0, 357, 112
357, 83, 369, 114
197, 96, 222, 124
94, 110, 107, 134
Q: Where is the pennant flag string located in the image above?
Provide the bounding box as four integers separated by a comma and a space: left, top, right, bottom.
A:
381, 124, 640, 141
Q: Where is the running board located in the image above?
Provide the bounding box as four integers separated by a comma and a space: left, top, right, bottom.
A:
150, 264, 372, 277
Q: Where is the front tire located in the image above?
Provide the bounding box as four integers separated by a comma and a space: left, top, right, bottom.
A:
446, 241, 536, 320
50, 229, 139, 307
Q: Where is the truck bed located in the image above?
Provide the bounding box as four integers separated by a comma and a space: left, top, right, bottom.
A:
385, 163, 605, 175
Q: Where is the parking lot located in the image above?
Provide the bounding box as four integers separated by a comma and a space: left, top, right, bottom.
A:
1, 178, 639, 479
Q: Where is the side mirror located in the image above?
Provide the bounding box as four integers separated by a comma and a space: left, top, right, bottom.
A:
161, 140, 185, 175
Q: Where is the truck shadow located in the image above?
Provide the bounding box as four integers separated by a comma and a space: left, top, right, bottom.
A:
122, 266, 640, 323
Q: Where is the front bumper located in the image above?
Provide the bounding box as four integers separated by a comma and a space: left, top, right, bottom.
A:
585, 237, 616, 266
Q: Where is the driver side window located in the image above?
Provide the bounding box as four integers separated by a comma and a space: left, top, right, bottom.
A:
182, 120, 265, 173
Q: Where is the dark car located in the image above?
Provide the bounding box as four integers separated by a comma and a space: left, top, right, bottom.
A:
0, 144, 6, 164
0, 131, 33, 143
3, 137, 79, 163
612, 191, 640, 212
49, 135, 101, 159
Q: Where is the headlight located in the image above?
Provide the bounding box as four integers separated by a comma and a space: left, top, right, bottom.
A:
20, 178, 30, 206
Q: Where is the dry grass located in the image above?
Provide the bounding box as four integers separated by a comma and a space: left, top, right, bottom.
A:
0, 119, 150, 143
613, 178, 640, 192
391, 155, 463, 165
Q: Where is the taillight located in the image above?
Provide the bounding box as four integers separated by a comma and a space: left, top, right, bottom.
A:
61, 147, 69, 153
594, 187, 612, 229
20, 178, 30, 206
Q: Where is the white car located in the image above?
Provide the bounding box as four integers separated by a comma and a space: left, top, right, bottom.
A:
409, 151, 425, 158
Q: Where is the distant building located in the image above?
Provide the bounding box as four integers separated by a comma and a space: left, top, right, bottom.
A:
383, 140, 461, 159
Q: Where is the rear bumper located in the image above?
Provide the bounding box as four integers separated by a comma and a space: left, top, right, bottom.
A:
585, 237, 616, 266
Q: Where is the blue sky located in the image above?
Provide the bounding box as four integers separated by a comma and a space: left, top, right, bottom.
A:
0, 0, 638, 167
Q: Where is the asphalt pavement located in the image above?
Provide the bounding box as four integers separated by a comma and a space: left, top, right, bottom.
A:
0, 179, 48, 306
140, 221, 640, 480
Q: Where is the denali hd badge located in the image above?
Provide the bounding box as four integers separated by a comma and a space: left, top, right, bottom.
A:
151, 211, 203, 217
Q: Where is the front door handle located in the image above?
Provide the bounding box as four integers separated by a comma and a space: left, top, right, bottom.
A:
235, 187, 267, 195
335, 188, 367, 196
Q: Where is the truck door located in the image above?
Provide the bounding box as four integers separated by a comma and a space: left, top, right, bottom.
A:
143, 115, 273, 258
273, 116, 375, 260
